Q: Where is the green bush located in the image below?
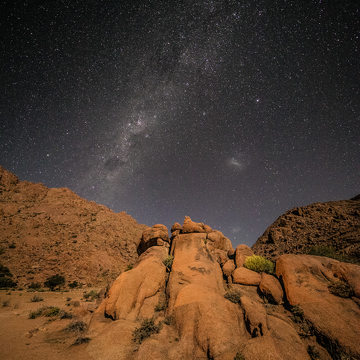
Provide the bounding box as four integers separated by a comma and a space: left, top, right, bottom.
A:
29, 306, 47, 319
244, 255, 275, 274
0, 276, 17, 288
43, 306, 61, 317
133, 317, 162, 344
28, 282, 42, 290
162, 255, 174, 270
308, 246, 358, 264
224, 289, 242, 304
83, 290, 99, 301
44, 274, 65, 291
68, 280, 78, 289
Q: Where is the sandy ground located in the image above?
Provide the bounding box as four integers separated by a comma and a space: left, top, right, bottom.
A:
0, 288, 101, 360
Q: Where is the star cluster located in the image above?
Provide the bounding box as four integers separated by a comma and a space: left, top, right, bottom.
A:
1, 0, 359, 247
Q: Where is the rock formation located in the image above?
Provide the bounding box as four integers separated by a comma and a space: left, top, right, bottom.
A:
0, 166, 146, 286
88, 217, 360, 360
252, 195, 360, 261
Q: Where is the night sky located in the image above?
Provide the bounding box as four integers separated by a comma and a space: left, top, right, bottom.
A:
1, 0, 359, 247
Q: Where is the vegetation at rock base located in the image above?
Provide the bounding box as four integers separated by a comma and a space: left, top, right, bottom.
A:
83, 290, 99, 301
243, 255, 275, 274
132, 317, 163, 344
72, 336, 91, 346
290, 305, 304, 323
0, 263, 17, 288
154, 299, 166, 312
234, 353, 245, 360
307, 345, 320, 359
44, 274, 65, 291
224, 289, 242, 304
125, 264, 133, 272
64, 320, 88, 333
328, 281, 355, 298
68, 280, 78, 289
162, 255, 174, 270
28, 282, 42, 290
307, 246, 359, 264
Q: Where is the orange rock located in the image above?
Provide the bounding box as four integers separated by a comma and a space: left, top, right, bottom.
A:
232, 267, 261, 286
181, 216, 208, 233
235, 244, 254, 267
276, 254, 360, 358
259, 273, 284, 304
98, 246, 167, 321
222, 259, 236, 277
240, 295, 268, 337
207, 230, 233, 251
137, 224, 169, 255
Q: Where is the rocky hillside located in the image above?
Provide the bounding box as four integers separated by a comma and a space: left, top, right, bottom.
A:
252, 195, 360, 261
87, 217, 360, 360
0, 166, 147, 287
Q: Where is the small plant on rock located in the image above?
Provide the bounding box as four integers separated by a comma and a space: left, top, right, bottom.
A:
132, 317, 163, 344
243, 255, 275, 274
224, 289, 242, 304
290, 305, 304, 323
307, 345, 320, 360
162, 255, 174, 271
328, 281, 355, 298
154, 300, 166, 312
72, 336, 91, 345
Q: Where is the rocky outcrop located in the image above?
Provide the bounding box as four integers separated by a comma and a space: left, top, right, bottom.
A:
0, 166, 147, 286
88, 217, 360, 360
252, 195, 360, 261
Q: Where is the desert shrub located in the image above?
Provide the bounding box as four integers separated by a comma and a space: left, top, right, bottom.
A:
8, 242, 16, 249
28, 282, 42, 290
0, 263, 12, 277
68, 280, 78, 289
307, 345, 320, 360
234, 353, 245, 360
132, 317, 163, 344
154, 300, 166, 312
0, 276, 17, 288
43, 306, 61, 317
72, 336, 91, 345
2, 299, 10, 307
244, 255, 275, 274
328, 281, 355, 298
83, 290, 99, 301
44, 274, 65, 291
125, 265, 133, 272
29, 307, 47, 319
164, 315, 173, 326
224, 289, 242, 304
162, 255, 174, 271
30, 295, 44, 302
308, 246, 358, 264
65, 320, 88, 332
59, 310, 73, 319
290, 305, 304, 323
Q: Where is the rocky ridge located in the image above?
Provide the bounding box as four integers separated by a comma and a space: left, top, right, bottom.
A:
252, 195, 360, 261
88, 217, 360, 360
0, 166, 146, 286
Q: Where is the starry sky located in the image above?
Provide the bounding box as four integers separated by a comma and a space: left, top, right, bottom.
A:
1, 0, 359, 247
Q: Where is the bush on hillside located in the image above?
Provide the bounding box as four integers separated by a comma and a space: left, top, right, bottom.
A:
132, 317, 162, 344
44, 274, 65, 291
244, 255, 275, 274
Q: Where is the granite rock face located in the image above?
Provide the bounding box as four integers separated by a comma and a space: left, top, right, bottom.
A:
252, 195, 360, 261
88, 216, 360, 360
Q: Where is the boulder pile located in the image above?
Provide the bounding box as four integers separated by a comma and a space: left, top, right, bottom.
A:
88, 217, 360, 360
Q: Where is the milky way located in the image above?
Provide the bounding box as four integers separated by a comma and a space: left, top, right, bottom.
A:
1, 0, 359, 247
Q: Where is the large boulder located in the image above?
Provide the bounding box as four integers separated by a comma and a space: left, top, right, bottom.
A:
235, 244, 254, 267
137, 224, 170, 255
232, 267, 261, 286
276, 254, 360, 359
259, 273, 284, 304
93, 246, 168, 322
181, 216, 210, 233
